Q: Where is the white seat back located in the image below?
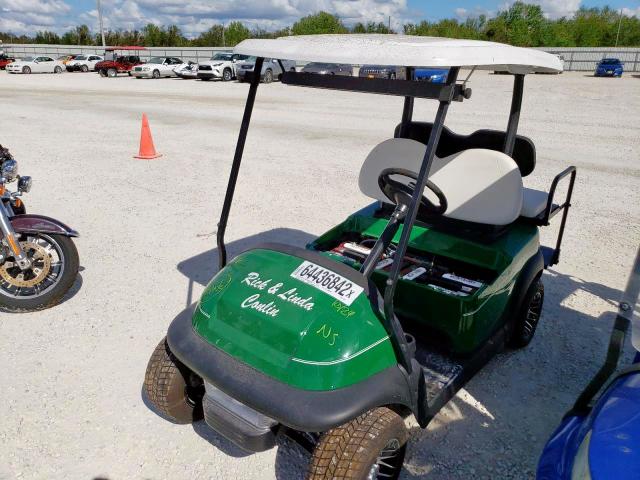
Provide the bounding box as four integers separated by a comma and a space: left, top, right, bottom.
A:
359, 138, 524, 226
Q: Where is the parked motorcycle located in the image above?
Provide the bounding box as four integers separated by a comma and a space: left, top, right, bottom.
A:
0, 145, 79, 311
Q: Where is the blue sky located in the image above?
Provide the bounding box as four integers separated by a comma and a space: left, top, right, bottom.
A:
1, 0, 639, 36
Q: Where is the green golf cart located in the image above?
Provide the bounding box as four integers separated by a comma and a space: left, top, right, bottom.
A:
144, 34, 576, 479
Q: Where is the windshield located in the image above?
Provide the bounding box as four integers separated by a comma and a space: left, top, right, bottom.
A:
212, 53, 233, 61
148, 57, 165, 64
74, 55, 87, 60
600, 59, 620, 65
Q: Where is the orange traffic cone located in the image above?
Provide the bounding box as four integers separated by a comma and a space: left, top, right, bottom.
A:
134, 113, 162, 160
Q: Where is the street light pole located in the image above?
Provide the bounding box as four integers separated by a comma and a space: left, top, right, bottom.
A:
97, 0, 106, 47
615, 9, 622, 48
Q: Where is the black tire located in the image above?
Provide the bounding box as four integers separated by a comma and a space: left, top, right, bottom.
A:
0, 234, 79, 312
99, 69, 107, 77
152, 69, 160, 79
307, 407, 407, 480
222, 68, 232, 81
144, 338, 204, 423
263, 68, 273, 84
54, 66, 62, 74
107, 68, 117, 78
509, 279, 545, 348
22, 66, 31, 74
81, 64, 89, 73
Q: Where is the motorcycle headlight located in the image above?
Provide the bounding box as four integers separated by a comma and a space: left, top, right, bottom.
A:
18, 175, 32, 193
1, 159, 18, 182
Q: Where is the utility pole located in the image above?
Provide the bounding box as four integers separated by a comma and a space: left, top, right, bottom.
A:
222, 22, 225, 48
615, 9, 623, 47
388, 16, 391, 32
97, 0, 106, 47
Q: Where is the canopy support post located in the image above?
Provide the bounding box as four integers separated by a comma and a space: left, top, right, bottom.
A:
216, 57, 265, 271
400, 67, 415, 130
503, 74, 524, 156
382, 67, 460, 374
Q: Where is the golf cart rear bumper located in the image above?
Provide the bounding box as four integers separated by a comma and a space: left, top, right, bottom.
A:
166, 304, 414, 434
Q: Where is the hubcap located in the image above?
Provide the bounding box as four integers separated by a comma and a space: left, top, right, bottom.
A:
367, 438, 403, 480
0, 235, 65, 299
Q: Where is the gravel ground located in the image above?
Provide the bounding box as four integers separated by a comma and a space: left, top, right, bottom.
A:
0, 69, 638, 480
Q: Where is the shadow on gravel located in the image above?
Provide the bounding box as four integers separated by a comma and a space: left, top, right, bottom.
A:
177, 228, 316, 306
401, 268, 624, 479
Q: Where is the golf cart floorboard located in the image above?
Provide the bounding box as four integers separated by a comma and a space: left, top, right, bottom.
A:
416, 347, 464, 402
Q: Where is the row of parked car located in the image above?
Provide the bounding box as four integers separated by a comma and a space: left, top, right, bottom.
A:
0, 48, 627, 80
0, 47, 451, 84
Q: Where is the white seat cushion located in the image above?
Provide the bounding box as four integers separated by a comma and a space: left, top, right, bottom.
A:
521, 188, 548, 218
359, 138, 524, 226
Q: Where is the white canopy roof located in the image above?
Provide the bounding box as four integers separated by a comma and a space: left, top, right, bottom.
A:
234, 34, 562, 74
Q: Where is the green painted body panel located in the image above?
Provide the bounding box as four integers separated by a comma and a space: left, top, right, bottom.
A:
193, 207, 540, 391
308, 211, 540, 354
192, 248, 396, 391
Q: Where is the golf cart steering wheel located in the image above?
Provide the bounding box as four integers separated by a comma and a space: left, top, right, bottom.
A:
378, 168, 448, 215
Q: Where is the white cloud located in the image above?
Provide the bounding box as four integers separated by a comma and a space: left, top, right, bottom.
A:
1, 0, 409, 36
621, 7, 640, 17
499, 0, 582, 19
455, 6, 493, 20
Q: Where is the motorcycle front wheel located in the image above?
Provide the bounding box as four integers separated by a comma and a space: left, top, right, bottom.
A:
0, 233, 79, 312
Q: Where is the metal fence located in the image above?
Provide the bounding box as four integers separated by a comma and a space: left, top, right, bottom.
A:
539, 47, 640, 72
2, 43, 640, 72
1, 44, 232, 63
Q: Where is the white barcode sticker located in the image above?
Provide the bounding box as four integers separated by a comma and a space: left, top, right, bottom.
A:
403, 267, 427, 281
442, 273, 483, 289
375, 258, 394, 270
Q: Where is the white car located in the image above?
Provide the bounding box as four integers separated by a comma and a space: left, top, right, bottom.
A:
66, 54, 104, 72
6, 56, 65, 74
197, 53, 249, 81
131, 57, 184, 79
174, 61, 198, 79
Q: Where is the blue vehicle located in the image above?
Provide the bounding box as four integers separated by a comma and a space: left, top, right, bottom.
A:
594, 58, 624, 77
537, 247, 640, 480
414, 67, 449, 83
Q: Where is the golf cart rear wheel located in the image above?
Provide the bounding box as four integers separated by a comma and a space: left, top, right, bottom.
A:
107, 68, 117, 78
264, 69, 273, 83
144, 337, 204, 423
509, 279, 544, 348
307, 407, 407, 480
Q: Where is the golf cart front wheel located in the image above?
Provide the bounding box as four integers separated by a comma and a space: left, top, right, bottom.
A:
307, 407, 407, 480
509, 279, 544, 348
144, 337, 204, 423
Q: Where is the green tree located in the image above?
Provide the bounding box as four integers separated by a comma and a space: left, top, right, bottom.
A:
291, 11, 347, 35
224, 21, 251, 46
34, 31, 61, 44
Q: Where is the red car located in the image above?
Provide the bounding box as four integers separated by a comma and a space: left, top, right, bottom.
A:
95, 46, 146, 77
0, 54, 15, 69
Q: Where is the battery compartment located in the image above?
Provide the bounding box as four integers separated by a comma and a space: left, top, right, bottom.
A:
315, 233, 497, 298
